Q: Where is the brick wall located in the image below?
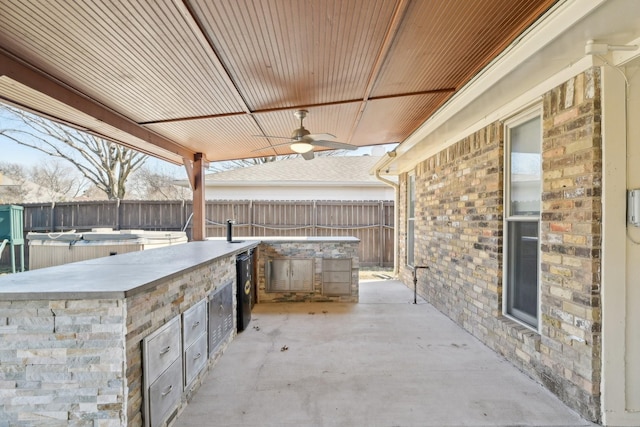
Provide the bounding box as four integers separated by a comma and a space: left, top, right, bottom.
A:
399, 123, 504, 328
398, 68, 602, 421
538, 68, 602, 419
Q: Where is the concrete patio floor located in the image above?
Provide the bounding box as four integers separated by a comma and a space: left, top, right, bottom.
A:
174, 280, 596, 427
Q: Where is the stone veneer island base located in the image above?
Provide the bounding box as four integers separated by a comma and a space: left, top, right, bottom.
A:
252, 237, 360, 303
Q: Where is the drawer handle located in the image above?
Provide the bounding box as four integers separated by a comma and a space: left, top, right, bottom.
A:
192, 321, 200, 329
194, 352, 202, 360
162, 385, 173, 397
159, 346, 171, 355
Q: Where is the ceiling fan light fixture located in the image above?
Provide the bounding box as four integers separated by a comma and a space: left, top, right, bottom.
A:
290, 142, 314, 153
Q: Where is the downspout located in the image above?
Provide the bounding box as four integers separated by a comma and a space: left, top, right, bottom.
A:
373, 151, 399, 276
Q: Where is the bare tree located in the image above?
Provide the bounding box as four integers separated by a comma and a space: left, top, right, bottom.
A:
80, 185, 110, 201
208, 155, 284, 172
0, 162, 28, 203
0, 160, 86, 202
29, 159, 86, 201
128, 166, 192, 200
0, 104, 147, 199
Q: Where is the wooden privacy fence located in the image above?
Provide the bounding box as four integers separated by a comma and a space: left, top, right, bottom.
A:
8, 200, 394, 267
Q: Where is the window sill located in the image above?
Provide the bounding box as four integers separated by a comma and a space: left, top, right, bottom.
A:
497, 315, 541, 350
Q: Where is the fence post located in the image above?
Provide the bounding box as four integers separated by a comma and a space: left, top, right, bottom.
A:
50, 201, 55, 232
116, 199, 121, 230
379, 201, 384, 266
249, 200, 253, 237
181, 199, 185, 231
312, 200, 317, 236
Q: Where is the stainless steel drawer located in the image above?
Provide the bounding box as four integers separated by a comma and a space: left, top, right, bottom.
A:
184, 333, 207, 388
322, 258, 351, 272
323, 282, 351, 296
323, 271, 351, 283
148, 357, 183, 427
183, 299, 207, 349
144, 316, 181, 385
322, 259, 352, 296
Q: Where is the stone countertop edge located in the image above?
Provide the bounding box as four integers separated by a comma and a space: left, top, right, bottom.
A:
0, 240, 260, 301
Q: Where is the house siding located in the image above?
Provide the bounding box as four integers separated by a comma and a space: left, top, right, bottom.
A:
398, 68, 602, 422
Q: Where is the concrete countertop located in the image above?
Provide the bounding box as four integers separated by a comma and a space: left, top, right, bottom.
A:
0, 240, 259, 301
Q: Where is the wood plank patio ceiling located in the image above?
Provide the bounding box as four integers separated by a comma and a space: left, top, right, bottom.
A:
0, 0, 557, 164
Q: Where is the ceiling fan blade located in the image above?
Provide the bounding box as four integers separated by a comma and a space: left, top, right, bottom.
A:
301, 150, 315, 160
251, 141, 294, 152
252, 134, 292, 140
310, 140, 358, 150
307, 133, 336, 141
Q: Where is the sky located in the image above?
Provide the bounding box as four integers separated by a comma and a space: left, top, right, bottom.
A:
1, 140, 188, 177
0, 107, 188, 176
1, 140, 50, 167
0, 106, 397, 177
0, 109, 49, 167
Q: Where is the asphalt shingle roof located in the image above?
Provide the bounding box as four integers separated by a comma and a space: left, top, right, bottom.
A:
205, 156, 386, 184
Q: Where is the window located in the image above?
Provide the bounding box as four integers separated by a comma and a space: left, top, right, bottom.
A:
407, 173, 416, 267
504, 110, 541, 329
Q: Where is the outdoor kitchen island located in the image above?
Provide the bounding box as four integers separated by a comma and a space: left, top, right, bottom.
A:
0, 237, 360, 427
251, 236, 360, 303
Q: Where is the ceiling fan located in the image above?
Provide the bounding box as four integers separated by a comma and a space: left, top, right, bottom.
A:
253, 110, 357, 160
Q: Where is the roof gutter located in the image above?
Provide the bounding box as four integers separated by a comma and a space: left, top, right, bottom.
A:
372, 151, 398, 189
372, 151, 399, 276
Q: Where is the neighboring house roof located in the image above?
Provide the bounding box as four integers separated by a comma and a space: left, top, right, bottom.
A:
199, 155, 397, 187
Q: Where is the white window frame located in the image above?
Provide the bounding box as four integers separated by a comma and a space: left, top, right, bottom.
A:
407, 173, 416, 267
503, 106, 542, 331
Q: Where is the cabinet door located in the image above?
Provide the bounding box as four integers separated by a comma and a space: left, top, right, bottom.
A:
290, 259, 313, 291
209, 282, 234, 356
221, 282, 234, 335
209, 290, 223, 353
268, 259, 290, 291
